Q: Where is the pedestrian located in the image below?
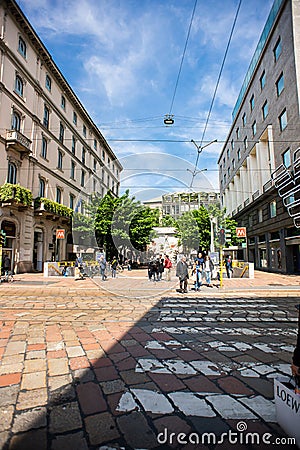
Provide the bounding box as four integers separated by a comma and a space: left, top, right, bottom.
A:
225, 255, 233, 278
111, 256, 118, 278
164, 255, 172, 281
204, 255, 214, 287
2, 254, 11, 281
176, 256, 189, 293
148, 259, 157, 281
99, 256, 107, 281
157, 255, 164, 281
194, 252, 204, 290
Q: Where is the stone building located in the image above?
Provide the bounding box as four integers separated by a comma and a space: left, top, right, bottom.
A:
219, 0, 300, 274
0, 0, 122, 272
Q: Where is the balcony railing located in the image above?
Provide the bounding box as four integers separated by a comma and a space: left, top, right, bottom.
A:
252, 190, 260, 201
0, 183, 33, 207
34, 197, 73, 219
6, 130, 31, 155
244, 198, 250, 207
263, 179, 274, 193
237, 204, 243, 212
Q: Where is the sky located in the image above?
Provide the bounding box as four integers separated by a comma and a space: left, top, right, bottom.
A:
18, 0, 273, 201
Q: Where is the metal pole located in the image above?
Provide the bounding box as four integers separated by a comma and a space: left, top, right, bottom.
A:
219, 245, 223, 288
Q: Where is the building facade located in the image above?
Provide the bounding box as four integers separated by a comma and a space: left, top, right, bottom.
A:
0, 0, 122, 272
218, 0, 300, 274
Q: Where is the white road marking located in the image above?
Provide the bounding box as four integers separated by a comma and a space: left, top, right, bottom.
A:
168, 392, 216, 417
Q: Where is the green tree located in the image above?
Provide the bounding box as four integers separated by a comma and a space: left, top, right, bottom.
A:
161, 214, 177, 227
175, 206, 210, 254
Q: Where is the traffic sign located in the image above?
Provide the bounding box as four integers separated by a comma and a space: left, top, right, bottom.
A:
236, 227, 247, 238
56, 229, 65, 239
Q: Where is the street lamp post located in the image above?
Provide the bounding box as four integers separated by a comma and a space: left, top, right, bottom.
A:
189, 139, 217, 188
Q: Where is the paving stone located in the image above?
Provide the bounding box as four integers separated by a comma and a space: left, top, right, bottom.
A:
73, 368, 95, 383
108, 391, 139, 415
0, 385, 19, 406
154, 415, 192, 448
94, 365, 118, 382
49, 402, 82, 433
217, 376, 254, 395
69, 356, 90, 370
23, 359, 46, 373
21, 371, 46, 390
17, 388, 48, 410
168, 392, 216, 417
1, 354, 24, 364
76, 382, 107, 415
119, 369, 151, 385
117, 411, 157, 449
149, 372, 186, 392
0, 373, 21, 387
84, 412, 119, 445
9, 428, 47, 450
26, 350, 46, 360
0, 431, 9, 449
66, 346, 85, 358
12, 407, 47, 432
189, 416, 230, 438
184, 375, 222, 393
0, 405, 14, 432
51, 431, 89, 450
206, 394, 256, 419
5, 342, 26, 355
131, 388, 174, 414
48, 358, 69, 376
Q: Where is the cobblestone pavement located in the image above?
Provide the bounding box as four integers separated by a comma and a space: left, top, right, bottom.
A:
0, 271, 299, 449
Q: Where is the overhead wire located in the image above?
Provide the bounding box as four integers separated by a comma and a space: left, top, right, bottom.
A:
189, 0, 243, 188
168, 0, 198, 116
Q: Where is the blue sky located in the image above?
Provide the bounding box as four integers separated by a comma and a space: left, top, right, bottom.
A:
18, 0, 273, 201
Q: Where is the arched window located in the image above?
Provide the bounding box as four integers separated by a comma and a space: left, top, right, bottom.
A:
12, 111, 21, 131
7, 162, 17, 184
56, 187, 62, 204
18, 36, 27, 58
39, 178, 45, 198
15, 75, 23, 96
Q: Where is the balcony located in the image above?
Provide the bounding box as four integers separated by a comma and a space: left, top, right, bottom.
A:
237, 204, 243, 213
263, 179, 274, 193
6, 130, 31, 156
244, 198, 250, 207
252, 190, 260, 201
0, 183, 33, 209
34, 197, 73, 221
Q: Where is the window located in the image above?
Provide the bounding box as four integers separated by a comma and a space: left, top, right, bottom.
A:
93, 158, 97, 171
242, 113, 246, 126
258, 208, 263, 223
107, 174, 110, 188
224, 174, 226, 184
15, 75, 23, 96
41, 137, 47, 159
279, 109, 287, 131
243, 136, 248, 150
45, 74, 52, 92
102, 150, 105, 161
12, 111, 21, 131
71, 161, 75, 179
236, 127, 240, 139
227, 167, 230, 177
59, 122, 64, 143
274, 37, 282, 62
232, 159, 235, 169
260, 70, 266, 90
72, 136, 76, 154
18, 36, 26, 58
73, 111, 77, 125
227, 149, 230, 159
94, 139, 97, 150
57, 150, 63, 170
231, 139, 234, 150
61, 95, 66, 110
262, 101, 268, 120
7, 162, 17, 184
276, 73, 284, 96
69, 194, 75, 210
282, 148, 291, 168
56, 187, 62, 204
108, 157, 110, 167
250, 94, 254, 111
39, 178, 45, 197
252, 121, 257, 136
83, 125, 86, 137
93, 179, 97, 192
43, 105, 49, 128
270, 200, 277, 218
82, 147, 86, 164
81, 170, 85, 187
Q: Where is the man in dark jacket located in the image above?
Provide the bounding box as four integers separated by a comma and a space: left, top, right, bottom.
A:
176, 256, 189, 293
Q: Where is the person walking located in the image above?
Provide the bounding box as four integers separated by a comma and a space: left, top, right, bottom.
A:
225, 255, 233, 278
111, 256, 118, 278
157, 255, 164, 281
99, 256, 107, 281
164, 255, 172, 281
194, 252, 204, 291
204, 255, 214, 287
3, 254, 11, 281
176, 256, 189, 293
